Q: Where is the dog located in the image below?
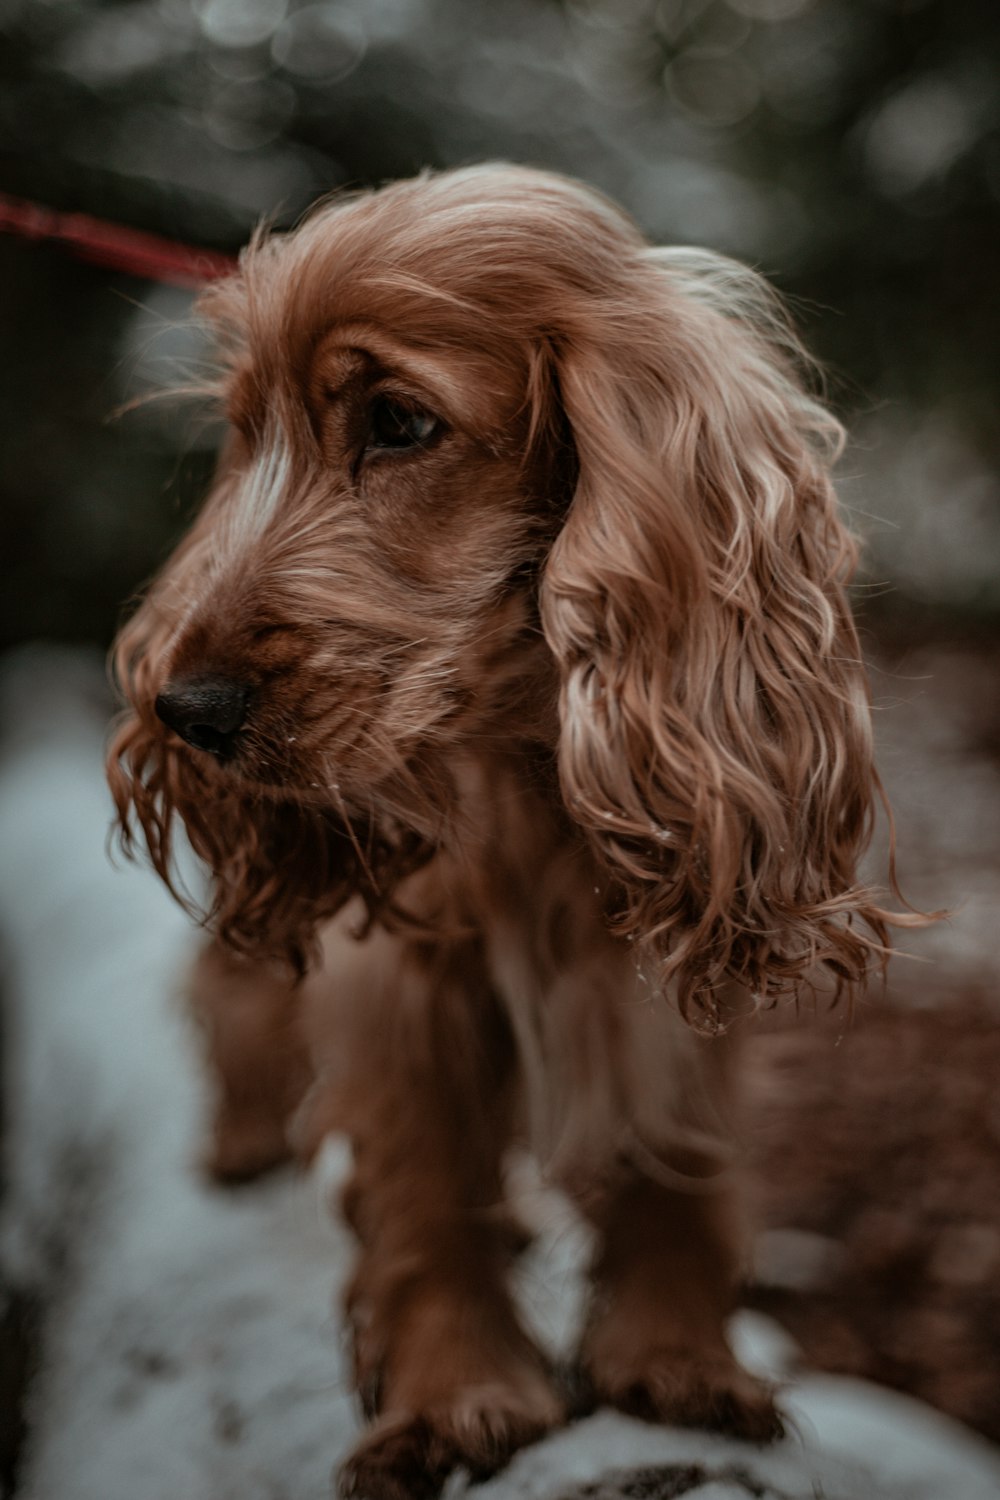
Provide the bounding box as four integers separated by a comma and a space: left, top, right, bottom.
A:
108, 164, 903, 1497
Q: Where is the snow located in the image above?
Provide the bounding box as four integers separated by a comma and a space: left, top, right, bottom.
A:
2, 646, 999, 1500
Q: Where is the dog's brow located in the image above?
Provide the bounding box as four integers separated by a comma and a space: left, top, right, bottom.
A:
314, 325, 495, 426
315, 346, 372, 402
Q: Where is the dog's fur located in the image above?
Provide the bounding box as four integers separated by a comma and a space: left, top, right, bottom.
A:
108, 164, 902, 1495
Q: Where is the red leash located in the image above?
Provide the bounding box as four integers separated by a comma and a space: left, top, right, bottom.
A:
0, 192, 237, 288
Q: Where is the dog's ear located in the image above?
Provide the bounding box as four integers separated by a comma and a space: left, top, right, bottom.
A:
539, 249, 901, 1026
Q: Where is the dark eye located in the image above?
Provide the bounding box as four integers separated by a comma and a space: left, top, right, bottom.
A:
366, 396, 439, 454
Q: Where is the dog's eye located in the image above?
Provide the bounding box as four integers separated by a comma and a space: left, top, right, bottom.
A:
365, 397, 439, 454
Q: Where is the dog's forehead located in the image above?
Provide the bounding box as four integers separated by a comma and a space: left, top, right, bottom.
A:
307, 324, 503, 416
231, 211, 538, 432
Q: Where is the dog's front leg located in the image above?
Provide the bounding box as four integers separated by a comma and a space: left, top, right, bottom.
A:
327, 931, 561, 1500
578, 1166, 782, 1441
188, 938, 312, 1183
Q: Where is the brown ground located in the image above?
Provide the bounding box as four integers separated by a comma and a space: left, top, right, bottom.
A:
745, 999, 1000, 1441
740, 638, 1000, 1441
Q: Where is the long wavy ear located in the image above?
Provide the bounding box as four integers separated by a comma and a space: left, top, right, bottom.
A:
540, 248, 909, 1028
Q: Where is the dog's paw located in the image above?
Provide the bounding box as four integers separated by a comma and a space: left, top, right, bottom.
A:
591, 1347, 784, 1444
338, 1415, 440, 1500
338, 1384, 562, 1500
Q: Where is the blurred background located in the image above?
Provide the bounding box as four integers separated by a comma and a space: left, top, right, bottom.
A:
1, 0, 998, 1488
2, 0, 1000, 646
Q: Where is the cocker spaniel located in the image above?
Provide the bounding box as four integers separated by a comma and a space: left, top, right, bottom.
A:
109, 164, 902, 1498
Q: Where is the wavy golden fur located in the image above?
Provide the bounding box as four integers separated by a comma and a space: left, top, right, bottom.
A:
108, 164, 908, 1496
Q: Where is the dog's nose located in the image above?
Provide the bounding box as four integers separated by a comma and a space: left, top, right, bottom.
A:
154, 678, 250, 758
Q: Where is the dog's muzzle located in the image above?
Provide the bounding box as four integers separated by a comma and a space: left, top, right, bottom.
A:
154, 678, 250, 759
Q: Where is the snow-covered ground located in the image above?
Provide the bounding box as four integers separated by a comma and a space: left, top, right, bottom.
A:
2, 646, 999, 1500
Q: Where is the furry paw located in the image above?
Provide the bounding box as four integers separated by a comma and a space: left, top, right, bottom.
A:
591, 1347, 784, 1444
338, 1384, 562, 1500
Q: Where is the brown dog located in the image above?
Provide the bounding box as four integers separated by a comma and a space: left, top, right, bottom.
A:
109, 165, 902, 1497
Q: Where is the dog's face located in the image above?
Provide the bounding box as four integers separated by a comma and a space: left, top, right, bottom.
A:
110, 164, 897, 1019
149, 318, 559, 804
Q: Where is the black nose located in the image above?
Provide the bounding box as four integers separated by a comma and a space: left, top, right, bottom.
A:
154, 678, 250, 758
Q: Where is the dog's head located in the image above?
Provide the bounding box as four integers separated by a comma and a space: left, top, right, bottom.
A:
110, 163, 897, 1020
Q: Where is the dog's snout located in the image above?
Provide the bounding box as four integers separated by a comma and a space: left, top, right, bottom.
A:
154, 678, 250, 759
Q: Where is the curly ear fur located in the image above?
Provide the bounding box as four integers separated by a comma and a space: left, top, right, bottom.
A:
540, 248, 903, 1026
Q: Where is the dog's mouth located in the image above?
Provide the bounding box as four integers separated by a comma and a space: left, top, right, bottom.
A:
153, 694, 385, 823
151, 706, 449, 888
151, 658, 391, 777
165, 731, 331, 803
